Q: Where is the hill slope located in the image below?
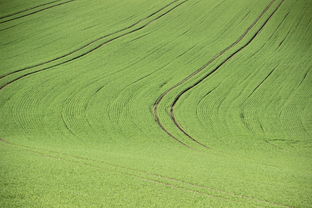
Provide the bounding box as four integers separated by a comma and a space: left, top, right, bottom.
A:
1, 0, 311, 207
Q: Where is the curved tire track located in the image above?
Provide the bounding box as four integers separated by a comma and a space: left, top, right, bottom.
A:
152, 0, 282, 149
170, 0, 285, 149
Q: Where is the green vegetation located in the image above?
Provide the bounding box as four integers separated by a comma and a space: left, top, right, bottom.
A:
1, 0, 311, 207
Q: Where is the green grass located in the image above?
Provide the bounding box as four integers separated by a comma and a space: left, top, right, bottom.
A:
0, 0, 311, 207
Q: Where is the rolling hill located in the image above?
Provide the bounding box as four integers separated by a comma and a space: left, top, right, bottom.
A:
1, 0, 311, 207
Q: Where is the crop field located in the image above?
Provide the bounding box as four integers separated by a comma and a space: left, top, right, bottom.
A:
0, 0, 312, 207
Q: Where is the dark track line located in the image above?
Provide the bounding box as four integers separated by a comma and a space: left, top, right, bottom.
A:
152, 0, 278, 149
0, 0, 75, 24
0, 0, 181, 79
246, 65, 278, 99
169, 0, 285, 149
0, 0, 188, 90
0, 24, 19, 32
0, 0, 63, 19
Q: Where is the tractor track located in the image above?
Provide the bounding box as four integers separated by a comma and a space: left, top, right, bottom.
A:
0, 138, 292, 208
153, 0, 284, 149
0, 0, 188, 90
0, 0, 66, 20
0, 0, 184, 81
169, 0, 285, 149
0, 0, 75, 24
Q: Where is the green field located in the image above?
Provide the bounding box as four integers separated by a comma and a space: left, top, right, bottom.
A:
0, 0, 312, 207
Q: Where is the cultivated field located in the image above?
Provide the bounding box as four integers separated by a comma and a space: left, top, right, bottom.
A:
0, 0, 312, 207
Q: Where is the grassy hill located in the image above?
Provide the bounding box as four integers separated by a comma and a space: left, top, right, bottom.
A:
1, 0, 311, 207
